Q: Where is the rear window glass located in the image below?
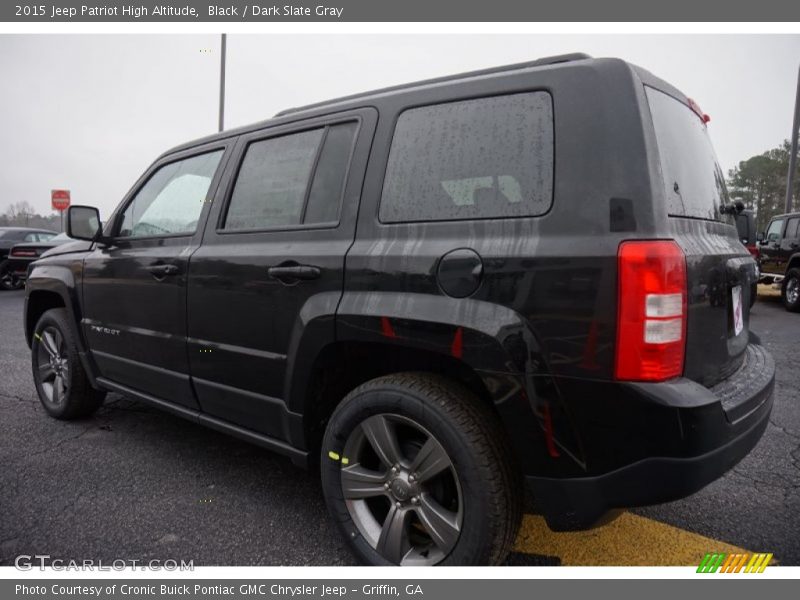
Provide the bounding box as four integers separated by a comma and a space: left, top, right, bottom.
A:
646, 87, 730, 221
786, 217, 800, 240
379, 92, 554, 223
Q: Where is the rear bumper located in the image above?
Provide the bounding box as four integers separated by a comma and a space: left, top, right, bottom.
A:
528, 342, 774, 531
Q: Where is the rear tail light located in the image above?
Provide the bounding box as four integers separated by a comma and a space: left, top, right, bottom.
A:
615, 240, 687, 381
10, 249, 37, 257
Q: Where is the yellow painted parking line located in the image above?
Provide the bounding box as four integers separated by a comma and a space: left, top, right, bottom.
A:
513, 512, 749, 565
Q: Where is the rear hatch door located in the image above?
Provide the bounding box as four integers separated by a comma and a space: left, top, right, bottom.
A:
647, 86, 756, 387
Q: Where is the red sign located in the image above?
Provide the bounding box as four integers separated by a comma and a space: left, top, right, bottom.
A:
51, 189, 71, 212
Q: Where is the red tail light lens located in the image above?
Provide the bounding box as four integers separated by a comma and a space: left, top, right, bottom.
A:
11, 249, 37, 257
615, 240, 687, 381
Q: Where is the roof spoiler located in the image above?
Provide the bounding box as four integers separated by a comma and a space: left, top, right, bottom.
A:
275, 53, 592, 117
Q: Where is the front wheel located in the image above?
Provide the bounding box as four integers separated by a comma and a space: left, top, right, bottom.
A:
320, 373, 522, 566
782, 268, 800, 312
31, 308, 106, 419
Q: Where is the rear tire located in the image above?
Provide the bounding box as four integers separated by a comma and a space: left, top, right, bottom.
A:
320, 372, 522, 566
0, 260, 23, 291
31, 308, 105, 419
782, 268, 800, 313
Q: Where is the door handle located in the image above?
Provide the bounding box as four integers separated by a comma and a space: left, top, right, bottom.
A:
146, 263, 179, 278
267, 263, 321, 284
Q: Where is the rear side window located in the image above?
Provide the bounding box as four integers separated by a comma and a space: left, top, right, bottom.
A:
379, 92, 554, 223
646, 87, 730, 222
223, 122, 357, 231
785, 217, 800, 240
225, 130, 323, 230
305, 122, 358, 224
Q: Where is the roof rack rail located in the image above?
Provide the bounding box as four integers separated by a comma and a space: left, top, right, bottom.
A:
275, 53, 591, 117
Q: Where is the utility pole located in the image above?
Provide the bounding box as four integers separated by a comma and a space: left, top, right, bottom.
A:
786, 63, 800, 213
219, 33, 227, 133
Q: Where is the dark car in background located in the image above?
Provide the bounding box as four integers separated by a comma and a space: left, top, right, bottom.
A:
4, 233, 74, 287
0, 227, 58, 290
759, 212, 800, 311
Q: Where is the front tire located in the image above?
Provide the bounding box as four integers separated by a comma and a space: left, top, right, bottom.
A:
320, 373, 522, 566
782, 268, 800, 312
31, 308, 105, 419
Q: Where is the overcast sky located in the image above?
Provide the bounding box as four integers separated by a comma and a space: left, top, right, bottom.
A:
1, 34, 798, 216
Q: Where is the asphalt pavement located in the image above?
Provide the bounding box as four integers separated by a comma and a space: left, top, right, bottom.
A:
1, 288, 798, 567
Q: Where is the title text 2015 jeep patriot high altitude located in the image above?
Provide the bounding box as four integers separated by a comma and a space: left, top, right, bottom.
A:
25, 54, 774, 566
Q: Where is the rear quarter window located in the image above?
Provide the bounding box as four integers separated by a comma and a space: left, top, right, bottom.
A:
379, 92, 554, 223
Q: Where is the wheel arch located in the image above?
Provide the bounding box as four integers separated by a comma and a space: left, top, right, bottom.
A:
25, 289, 67, 347
786, 254, 800, 273
24, 263, 98, 386
286, 291, 549, 466
25, 263, 81, 348
293, 339, 503, 460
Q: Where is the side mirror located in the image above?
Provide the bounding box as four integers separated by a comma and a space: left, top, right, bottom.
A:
66, 205, 102, 242
757, 232, 764, 243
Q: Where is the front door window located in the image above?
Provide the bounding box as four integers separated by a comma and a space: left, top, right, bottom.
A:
118, 150, 223, 238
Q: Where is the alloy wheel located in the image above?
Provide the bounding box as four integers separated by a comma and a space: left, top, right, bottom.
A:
340, 413, 463, 565
787, 277, 799, 305
35, 327, 70, 406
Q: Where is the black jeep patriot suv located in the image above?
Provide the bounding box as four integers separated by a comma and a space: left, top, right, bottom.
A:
25, 54, 774, 566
